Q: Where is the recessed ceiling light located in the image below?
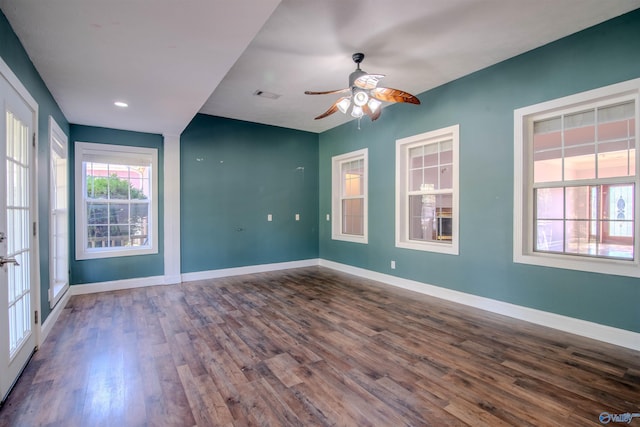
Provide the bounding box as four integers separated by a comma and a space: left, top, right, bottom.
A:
114, 101, 128, 108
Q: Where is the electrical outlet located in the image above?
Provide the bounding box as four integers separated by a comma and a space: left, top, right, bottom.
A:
391, 260, 396, 269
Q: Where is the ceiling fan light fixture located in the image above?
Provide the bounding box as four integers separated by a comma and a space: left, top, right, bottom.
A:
305, 52, 420, 124
337, 98, 351, 114
353, 90, 369, 107
367, 98, 381, 113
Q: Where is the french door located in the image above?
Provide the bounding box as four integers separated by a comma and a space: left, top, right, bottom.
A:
0, 71, 37, 404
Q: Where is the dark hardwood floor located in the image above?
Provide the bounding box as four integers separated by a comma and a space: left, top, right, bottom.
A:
1, 266, 638, 426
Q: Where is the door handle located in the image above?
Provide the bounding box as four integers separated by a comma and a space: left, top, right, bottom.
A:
0, 256, 19, 267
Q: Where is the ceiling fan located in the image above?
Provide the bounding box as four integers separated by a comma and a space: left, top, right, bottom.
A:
305, 52, 420, 123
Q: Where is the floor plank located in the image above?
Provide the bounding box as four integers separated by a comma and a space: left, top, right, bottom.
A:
1, 266, 638, 426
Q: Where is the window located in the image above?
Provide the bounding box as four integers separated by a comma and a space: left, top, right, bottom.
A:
75, 142, 158, 260
49, 117, 68, 307
514, 78, 639, 277
396, 125, 459, 255
332, 149, 368, 243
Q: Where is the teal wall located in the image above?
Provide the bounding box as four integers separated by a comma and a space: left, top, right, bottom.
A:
319, 10, 640, 332
69, 125, 164, 284
180, 114, 319, 272
2, 5, 640, 333
1, 10, 69, 323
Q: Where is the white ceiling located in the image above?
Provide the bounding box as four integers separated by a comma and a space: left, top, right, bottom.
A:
2, 0, 639, 135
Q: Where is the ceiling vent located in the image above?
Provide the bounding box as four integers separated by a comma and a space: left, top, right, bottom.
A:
253, 90, 281, 100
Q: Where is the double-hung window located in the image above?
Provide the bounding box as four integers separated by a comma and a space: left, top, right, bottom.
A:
396, 125, 459, 255
514, 78, 639, 277
49, 117, 68, 307
75, 142, 158, 260
332, 149, 368, 243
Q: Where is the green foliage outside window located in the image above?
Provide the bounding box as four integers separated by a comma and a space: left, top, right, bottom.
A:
86, 174, 149, 247
87, 174, 147, 199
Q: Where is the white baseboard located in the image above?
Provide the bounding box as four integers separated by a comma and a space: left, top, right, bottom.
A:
70, 275, 168, 295
164, 274, 182, 285
320, 259, 640, 351
58, 257, 638, 351
180, 258, 320, 282
39, 288, 71, 345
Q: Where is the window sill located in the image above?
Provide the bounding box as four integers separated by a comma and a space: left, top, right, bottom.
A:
396, 240, 459, 255
514, 252, 640, 278
76, 246, 157, 261
332, 234, 368, 244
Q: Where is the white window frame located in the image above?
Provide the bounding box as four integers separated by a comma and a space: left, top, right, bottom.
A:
49, 117, 68, 308
74, 141, 158, 260
396, 125, 459, 255
514, 78, 640, 278
331, 148, 368, 244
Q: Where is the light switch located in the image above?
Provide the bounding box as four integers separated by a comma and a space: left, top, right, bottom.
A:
295, 213, 300, 221
267, 214, 272, 221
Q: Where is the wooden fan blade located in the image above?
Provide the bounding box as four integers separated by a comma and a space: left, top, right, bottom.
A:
354, 74, 385, 90
363, 104, 381, 121
371, 87, 420, 104
313, 97, 348, 120
305, 88, 350, 95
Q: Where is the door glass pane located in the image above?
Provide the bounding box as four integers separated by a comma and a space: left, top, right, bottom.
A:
5, 109, 31, 357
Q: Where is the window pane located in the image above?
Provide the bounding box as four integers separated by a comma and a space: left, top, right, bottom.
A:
342, 160, 363, 197
608, 184, 634, 224
598, 101, 634, 126
565, 220, 594, 256
409, 145, 424, 168
423, 167, 438, 188
565, 110, 594, 134
439, 140, 453, 164
533, 117, 561, 138
410, 168, 423, 192
87, 203, 108, 225
110, 203, 130, 224
535, 220, 564, 252
409, 193, 452, 243
598, 117, 632, 141
536, 187, 564, 220
88, 225, 108, 248
565, 186, 590, 220
564, 145, 595, 180
109, 225, 129, 247
409, 194, 434, 241
435, 194, 453, 242
440, 164, 453, 189
598, 140, 632, 178
597, 238, 634, 259
342, 198, 363, 236
534, 149, 562, 183
423, 144, 438, 167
